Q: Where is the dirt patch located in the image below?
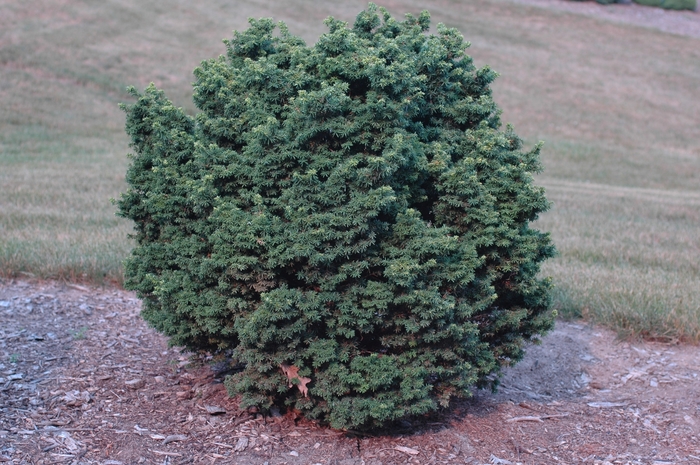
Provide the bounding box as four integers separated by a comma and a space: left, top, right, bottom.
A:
1, 279, 699, 464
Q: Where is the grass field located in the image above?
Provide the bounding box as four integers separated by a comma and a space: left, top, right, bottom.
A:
1, 0, 698, 340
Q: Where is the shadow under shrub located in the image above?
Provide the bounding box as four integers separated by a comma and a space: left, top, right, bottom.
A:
117, 3, 556, 430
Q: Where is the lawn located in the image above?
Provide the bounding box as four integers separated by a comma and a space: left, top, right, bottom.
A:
1, 0, 698, 340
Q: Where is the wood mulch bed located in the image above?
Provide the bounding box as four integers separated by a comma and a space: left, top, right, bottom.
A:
1, 279, 699, 464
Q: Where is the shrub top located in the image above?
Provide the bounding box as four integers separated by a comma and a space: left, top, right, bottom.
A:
118, 3, 556, 430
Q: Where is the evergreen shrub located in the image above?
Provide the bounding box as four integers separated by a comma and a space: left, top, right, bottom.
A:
571, 0, 696, 8
632, 0, 696, 8
117, 3, 556, 430
657, 0, 696, 9
633, 0, 664, 6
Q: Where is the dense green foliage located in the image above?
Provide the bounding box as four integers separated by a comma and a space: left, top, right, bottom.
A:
117, 4, 555, 430
573, 0, 697, 9
639, 0, 697, 9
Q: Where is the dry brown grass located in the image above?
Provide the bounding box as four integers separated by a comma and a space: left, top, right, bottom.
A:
1, 0, 698, 339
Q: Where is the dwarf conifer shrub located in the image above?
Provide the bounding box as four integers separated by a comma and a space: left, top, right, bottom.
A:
118, 4, 556, 430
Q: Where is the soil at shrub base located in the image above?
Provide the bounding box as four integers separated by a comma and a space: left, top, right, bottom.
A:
1, 278, 699, 465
